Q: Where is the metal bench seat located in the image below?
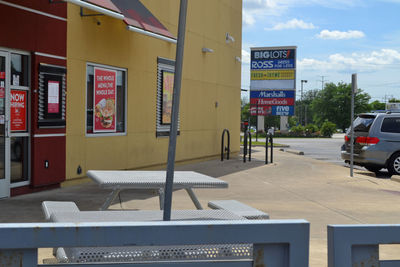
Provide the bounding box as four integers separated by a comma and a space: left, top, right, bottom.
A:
42, 201, 253, 264
208, 200, 270, 219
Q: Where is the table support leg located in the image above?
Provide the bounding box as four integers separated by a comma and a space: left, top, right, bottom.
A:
100, 189, 121, 210
158, 188, 165, 210
185, 188, 203, 210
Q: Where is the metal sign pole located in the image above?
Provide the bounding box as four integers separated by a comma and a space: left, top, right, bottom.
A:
163, 0, 188, 221
350, 74, 356, 177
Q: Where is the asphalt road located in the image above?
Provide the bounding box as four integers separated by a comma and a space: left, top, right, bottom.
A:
272, 133, 346, 165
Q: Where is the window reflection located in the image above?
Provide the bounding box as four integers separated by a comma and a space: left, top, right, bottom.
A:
11, 54, 29, 87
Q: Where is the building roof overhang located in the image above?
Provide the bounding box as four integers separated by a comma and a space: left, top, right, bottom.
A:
66, 0, 177, 44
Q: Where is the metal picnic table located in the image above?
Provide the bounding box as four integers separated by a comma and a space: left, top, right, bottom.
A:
87, 170, 229, 210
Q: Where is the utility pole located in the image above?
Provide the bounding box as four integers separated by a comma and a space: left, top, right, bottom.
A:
300, 80, 307, 125
318, 76, 328, 90
305, 105, 308, 125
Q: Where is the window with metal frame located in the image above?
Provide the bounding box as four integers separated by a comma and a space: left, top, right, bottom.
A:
86, 64, 126, 135
156, 57, 179, 137
38, 64, 66, 127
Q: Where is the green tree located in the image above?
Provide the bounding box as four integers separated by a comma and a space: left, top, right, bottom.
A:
311, 82, 370, 131
295, 89, 318, 125
368, 100, 386, 112
288, 116, 298, 127
264, 116, 280, 130
240, 98, 256, 127
320, 120, 336, 137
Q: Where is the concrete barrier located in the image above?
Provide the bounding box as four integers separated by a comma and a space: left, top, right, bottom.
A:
0, 219, 310, 267
328, 224, 400, 267
280, 148, 305, 155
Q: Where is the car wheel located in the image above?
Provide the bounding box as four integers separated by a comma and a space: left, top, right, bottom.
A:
388, 152, 400, 175
365, 166, 381, 173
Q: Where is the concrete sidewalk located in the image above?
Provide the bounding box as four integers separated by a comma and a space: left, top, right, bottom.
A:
2, 147, 400, 266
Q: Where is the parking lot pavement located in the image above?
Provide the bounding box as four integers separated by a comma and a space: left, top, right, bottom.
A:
2, 147, 400, 266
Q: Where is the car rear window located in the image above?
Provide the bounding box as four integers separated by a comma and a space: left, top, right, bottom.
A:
381, 117, 400, 133
353, 115, 376, 133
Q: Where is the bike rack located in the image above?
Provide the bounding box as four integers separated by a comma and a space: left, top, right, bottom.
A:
243, 130, 252, 163
265, 133, 273, 164
221, 129, 230, 161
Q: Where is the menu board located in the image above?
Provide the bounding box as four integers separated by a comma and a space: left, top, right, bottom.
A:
162, 71, 174, 124
10, 90, 27, 131
93, 67, 117, 133
47, 81, 60, 113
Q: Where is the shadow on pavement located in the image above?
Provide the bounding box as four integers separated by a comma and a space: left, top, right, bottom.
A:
0, 153, 268, 223
176, 155, 266, 178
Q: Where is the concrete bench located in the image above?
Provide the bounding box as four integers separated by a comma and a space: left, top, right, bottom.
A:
208, 200, 270, 219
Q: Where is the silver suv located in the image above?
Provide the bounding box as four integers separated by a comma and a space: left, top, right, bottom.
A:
341, 112, 400, 176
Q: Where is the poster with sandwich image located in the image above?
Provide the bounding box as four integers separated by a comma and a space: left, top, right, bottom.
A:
94, 67, 117, 133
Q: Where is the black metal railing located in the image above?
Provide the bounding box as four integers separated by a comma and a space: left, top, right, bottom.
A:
265, 132, 273, 164
243, 130, 251, 162
221, 129, 230, 161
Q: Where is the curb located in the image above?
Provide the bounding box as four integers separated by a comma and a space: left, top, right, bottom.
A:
391, 177, 400, 183
279, 148, 304, 155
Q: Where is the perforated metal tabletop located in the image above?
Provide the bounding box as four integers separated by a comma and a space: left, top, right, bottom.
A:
87, 170, 228, 189
87, 170, 229, 210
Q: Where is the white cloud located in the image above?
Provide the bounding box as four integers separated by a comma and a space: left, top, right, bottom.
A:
267, 19, 316, 30
242, 49, 251, 64
317, 30, 365, 40
298, 49, 400, 73
242, 0, 362, 27
242, 0, 286, 27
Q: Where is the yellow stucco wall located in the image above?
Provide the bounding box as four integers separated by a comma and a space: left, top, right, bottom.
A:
66, 0, 242, 179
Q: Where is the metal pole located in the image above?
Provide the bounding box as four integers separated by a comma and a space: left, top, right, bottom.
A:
300, 82, 303, 125
243, 130, 247, 163
256, 102, 258, 142
265, 128, 268, 164
248, 132, 252, 162
163, 0, 188, 221
270, 135, 273, 163
305, 105, 307, 125
350, 74, 356, 177
221, 130, 225, 161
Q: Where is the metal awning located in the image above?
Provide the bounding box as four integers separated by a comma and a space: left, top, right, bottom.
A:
65, 0, 177, 43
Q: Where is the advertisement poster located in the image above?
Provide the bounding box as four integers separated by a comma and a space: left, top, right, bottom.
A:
93, 67, 117, 133
48, 81, 60, 113
250, 105, 294, 116
250, 69, 295, 80
162, 71, 174, 124
10, 90, 27, 131
251, 59, 295, 70
250, 98, 295, 106
250, 46, 296, 117
250, 90, 295, 98
0, 72, 5, 114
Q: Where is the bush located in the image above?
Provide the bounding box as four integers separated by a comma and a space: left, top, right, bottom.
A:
305, 124, 318, 133
320, 120, 336, 137
289, 125, 305, 135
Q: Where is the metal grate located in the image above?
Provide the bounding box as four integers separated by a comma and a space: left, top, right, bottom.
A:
87, 170, 228, 189
63, 244, 253, 263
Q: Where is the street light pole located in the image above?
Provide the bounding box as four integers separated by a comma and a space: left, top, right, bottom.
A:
300, 80, 307, 125
350, 74, 357, 178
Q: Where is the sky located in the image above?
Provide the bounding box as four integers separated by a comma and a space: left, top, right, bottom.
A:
241, 0, 400, 103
